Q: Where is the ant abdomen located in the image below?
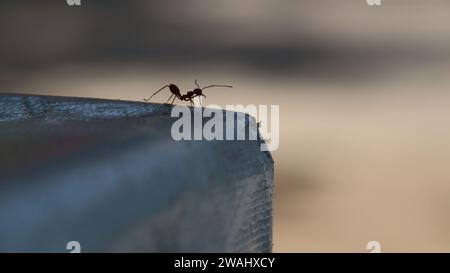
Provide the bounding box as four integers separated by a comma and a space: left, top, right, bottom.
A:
168, 84, 182, 98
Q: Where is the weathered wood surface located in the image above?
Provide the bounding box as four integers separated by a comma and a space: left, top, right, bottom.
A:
0, 93, 273, 252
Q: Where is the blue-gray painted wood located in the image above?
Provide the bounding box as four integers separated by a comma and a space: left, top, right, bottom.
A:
0, 93, 273, 253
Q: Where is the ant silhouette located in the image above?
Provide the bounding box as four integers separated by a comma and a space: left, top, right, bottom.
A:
143, 80, 232, 107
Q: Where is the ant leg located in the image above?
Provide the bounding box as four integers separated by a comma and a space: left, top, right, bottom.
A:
190, 100, 194, 107
165, 94, 174, 104
159, 95, 176, 111
157, 93, 173, 111
170, 95, 176, 106
143, 85, 169, 102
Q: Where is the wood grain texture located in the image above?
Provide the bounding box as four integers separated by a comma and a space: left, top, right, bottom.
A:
0, 93, 273, 252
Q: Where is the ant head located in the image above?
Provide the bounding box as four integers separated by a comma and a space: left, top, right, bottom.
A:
193, 88, 206, 97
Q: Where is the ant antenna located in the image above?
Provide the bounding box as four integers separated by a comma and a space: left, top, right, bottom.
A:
143, 85, 169, 102
201, 84, 233, 90
194, 80, 201, 89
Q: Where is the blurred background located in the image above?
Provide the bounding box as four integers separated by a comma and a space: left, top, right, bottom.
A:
2, 0, 450, 252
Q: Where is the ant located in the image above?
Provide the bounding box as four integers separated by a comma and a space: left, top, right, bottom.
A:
143, 80, 232, 107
